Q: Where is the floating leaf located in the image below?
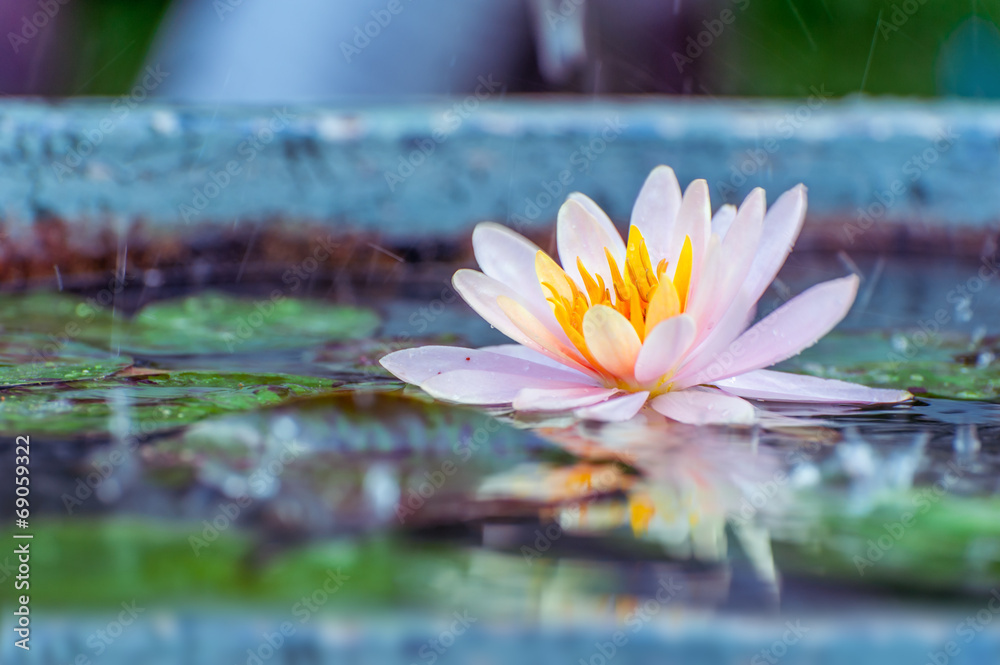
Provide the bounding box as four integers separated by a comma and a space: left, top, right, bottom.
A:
780, 331, 1000, 401
122, 292, 380, 355
0, 291, 381, 356
0, 371, 341, 438
0, 333, 131, 388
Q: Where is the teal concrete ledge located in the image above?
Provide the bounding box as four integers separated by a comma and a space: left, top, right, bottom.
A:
0, 97, 996, 243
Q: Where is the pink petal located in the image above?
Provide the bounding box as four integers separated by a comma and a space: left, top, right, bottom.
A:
479, 344, 591, 374
453, 269, 594, 375
708, 189, 765, 322
575, 391, 650, 422
629, 165, 682, 263
673, 301, 757, 384
710, 203, 737, 240
743, 184, 807, 303
472, 222, 565, 339
421, 370, 597, 405
676, 274, 860, 387
582, 304, 641, 380
634, 314, 697, 384
379, 345, 597, 387
558, 197, 626, 292
650, 388, 756, 425
672, 179, 712, 275
513, 386, 620, 411
714, 369, 912, 404
682, 186, 801, 365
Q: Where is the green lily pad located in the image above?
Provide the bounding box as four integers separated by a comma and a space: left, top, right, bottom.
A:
780, 331, 1000, 401
123, 292, 380, 355
0, 371, 342, 438
0, 333, 131, 388
0, 291, 381, 356
0, 292, 119, 340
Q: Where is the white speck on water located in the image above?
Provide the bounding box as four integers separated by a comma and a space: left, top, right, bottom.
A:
271, 415, 298, 441
976, 350, 995, 369
953, 424, 981, 458
363, 463, 400, 521
151, 110, 181, 136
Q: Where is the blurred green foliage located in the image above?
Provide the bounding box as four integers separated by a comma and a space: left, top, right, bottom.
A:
63, 0, 172, 95
705, 0, 1000, 96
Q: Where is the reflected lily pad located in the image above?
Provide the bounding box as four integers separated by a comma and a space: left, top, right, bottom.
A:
781, 331, 1000, 401
0, 371, 341, 438
0, 333, 131, 387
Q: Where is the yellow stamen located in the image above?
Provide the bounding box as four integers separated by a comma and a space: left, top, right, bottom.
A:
673, 236, 693, 311
535, 228, 693, 380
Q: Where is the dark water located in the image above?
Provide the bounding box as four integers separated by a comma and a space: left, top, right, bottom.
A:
3, 252, 1000, 663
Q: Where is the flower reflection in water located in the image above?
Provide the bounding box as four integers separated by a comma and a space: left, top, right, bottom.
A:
478, 411, 800, 611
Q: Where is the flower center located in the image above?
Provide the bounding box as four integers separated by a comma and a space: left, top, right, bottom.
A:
536, 225, 693, 364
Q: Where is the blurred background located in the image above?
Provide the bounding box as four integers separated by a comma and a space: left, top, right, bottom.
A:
4, 0, 1000, 100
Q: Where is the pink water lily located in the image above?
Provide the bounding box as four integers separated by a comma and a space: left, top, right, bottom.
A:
380, 166, 911, 425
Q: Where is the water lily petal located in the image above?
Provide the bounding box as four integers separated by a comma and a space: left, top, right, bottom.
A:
582, 304, 642, 379
513, 386, 620, 411
479, 344, 593, 375
714, 369, 912, 404
472, 222, 563, 334
421, 370, 596, 405
380, 345, 598, 387
744, 184, 807, 301
558, 197, 626, 291
630, 165, 682, 263
634, 314, 697, 384
709, 189, 765, 321
650, 388, 756, 425
685, 185, 802, 361
575, 391, 650, 422
711, 203, 737, 240
678, 274, 860, 386
453, 269, 594, 374
672, 179, 712, 274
